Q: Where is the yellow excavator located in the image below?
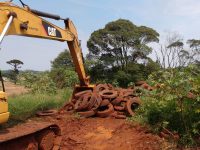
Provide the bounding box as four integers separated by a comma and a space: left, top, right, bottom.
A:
0, 1, 93, 149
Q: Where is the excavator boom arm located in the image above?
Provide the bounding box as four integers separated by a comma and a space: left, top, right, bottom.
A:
0, 2, 90, 86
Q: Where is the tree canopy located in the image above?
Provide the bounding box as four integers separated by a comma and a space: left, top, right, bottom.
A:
155, 33, 200, 68
86, 19, 160, 86
6, 59, 24, 84
6, 59, 24, 72
87, 19, 159, 70
187, 39, 200, 64
50, 49, 78, 88
51, 49, 74, 69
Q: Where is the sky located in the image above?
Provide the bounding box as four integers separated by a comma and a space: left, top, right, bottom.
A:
0, 0, 200, 71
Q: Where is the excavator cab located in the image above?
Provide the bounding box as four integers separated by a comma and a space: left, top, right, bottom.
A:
0, 71, 9, 124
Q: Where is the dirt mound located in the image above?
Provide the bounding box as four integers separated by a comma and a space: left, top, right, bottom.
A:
52, 113, 175, 150
0, 112, 177, 149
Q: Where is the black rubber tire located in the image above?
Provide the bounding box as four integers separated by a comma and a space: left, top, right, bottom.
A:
114, 102, 125, 111
99, 89, 118, 99
36, 109, 58, 116
111, 96, 123, 105
60, 102, 75, 112
74, 90, 92, 98
96, 103, 114, 118
100, 99, 110, 107
94, 84, 109, 92
125, 97, 141, 116
78, 110, 96, 118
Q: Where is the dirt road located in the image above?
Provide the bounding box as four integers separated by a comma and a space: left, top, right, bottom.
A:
4, 81, 28, 97
1, 113, 176, 150
46, 113, 174, 150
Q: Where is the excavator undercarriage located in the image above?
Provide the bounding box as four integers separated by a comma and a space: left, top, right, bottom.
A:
0, 121, 61, 150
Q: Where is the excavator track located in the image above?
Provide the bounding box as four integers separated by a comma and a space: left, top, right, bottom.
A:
0, 121, 61, 150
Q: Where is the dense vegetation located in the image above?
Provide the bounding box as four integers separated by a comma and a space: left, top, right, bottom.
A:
133, 65, 200, 147
50, 50, 78, 89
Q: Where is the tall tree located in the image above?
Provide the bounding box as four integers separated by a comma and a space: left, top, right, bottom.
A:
86, 19, 160, 86
51, 49, 74, 69
87, 19, 159, 70
6, 59, 23, 84
187, 39, 200, 64
155, 33, 200, 68
50, 49, 78, 88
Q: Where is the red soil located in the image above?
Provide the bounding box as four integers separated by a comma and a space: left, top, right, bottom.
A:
54, 113, 175, 150
0, 112, 182, 150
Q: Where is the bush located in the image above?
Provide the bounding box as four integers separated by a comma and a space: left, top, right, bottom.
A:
133, 66, 200, 146
19, 71, 57, 94
115, 70, 132, 87
50, 68, 78, 89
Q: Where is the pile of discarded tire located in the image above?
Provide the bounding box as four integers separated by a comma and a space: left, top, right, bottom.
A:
61, 84, 142, 119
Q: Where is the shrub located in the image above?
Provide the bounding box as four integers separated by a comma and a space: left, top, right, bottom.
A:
50, 68, 78, 89
19, 71, 57, 94
115, 70, 132, 87
133, 66, 200, 146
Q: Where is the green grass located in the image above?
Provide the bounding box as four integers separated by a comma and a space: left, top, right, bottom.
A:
6, 89, 72, 126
